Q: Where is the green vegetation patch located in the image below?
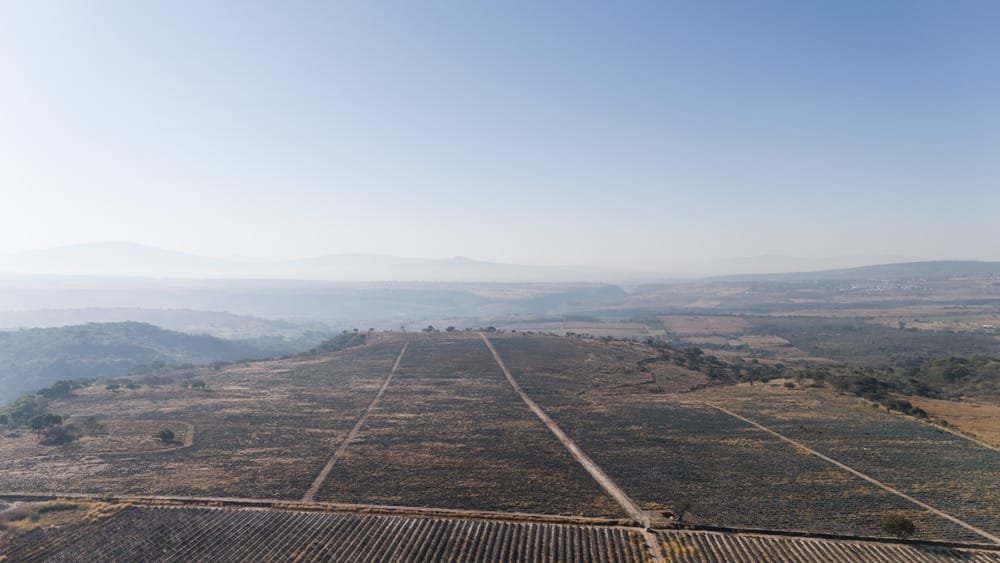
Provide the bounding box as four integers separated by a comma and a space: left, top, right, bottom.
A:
748, 316, 1000, 367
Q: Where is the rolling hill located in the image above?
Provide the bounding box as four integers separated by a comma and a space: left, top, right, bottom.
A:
0, 322, 298, 404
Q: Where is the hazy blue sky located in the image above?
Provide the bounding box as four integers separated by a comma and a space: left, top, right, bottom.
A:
2, 1, 998, 272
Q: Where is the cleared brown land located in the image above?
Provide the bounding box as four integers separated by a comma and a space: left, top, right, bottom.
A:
315, 335, 622, 517
489, 335, 995, 543
692, 384, 1000, 543
302, 343, 408, 502
0, 419, 192, 461
0, 342, 407, 499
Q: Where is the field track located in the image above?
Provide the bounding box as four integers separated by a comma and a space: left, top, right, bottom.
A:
302, 343, 408, 502
480, 333, 666, 562
707, 403, 1000, 546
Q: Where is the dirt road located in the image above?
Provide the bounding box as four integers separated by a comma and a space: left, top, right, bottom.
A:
708, 402, 1000, 546
301, 343, 408, 502
479, 333, 666, 561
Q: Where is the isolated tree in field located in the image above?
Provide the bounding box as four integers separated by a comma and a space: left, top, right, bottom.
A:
156, 428, 175, 444
28, 413, 63, 433
37, 380, 75, 399
40, 424, 79, 445
880, 514, 916, 539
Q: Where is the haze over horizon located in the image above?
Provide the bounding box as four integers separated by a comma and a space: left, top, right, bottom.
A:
3, 1, 998, 273
0, 239, 960, 281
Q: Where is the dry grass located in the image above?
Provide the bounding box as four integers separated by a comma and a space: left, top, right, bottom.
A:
0, 501, 84, 533
0, 342, 408, 500
0, 419, 191, 461
907, 396, 1000, 449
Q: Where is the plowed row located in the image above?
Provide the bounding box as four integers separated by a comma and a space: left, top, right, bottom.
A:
0, 506, 651, 562
5, 505, 998, 563
656, 530, 1000, 562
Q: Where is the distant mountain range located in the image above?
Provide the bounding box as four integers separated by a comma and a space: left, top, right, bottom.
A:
710, 260, 1000, 282
0, 242, 644, 282
699, 254, 920, 276
1, 242, 995, 283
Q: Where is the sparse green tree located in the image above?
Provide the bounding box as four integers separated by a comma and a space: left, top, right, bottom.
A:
156, 428, 176, 444
37, 380, 75, 399
28, 413, 63, 433
881, 514, 916, 539
40, 424, 79, 446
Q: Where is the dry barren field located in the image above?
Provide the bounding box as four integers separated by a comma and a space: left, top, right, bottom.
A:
0, 341, 406, 499
489, 336, 995, 543
2, 332, 999, 561
906, 396, 1000, 448
688, 383, 1000, 543
315, 337, 621, 516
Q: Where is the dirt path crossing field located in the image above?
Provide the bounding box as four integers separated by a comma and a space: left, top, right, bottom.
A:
480, 333, 666, 561
302, 343, 408, 502
707, 403, 1000, 546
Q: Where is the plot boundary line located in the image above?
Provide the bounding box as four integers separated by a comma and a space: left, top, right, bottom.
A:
301, 343, 408, 502
479, 333, 667, 562
706, 402, 1000, 546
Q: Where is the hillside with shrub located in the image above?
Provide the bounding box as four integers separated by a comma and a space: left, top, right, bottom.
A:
0, 322, 298, 403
